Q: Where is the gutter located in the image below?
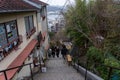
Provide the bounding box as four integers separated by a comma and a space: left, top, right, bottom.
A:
23, 0, 42, 9
0, 9, 39, 13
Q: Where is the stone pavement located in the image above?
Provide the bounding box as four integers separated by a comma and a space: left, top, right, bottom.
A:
33, 57, 84, 80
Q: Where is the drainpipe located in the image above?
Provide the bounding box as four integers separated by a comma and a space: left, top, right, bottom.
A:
36, 11, 43, 69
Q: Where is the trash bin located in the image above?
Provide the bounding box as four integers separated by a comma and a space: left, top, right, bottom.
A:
41, 67, 47, 72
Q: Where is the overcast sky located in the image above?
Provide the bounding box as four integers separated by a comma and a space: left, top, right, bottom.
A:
40, 0, 74, 6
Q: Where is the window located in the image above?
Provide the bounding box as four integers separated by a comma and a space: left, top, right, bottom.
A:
0, 21, 19, 48
5, 21, 18, 42
41, 8, 46, 21
24, 15, 35, 38
0, 24, 7, 48
29, 16, 34, 30
0, 20, 20, 60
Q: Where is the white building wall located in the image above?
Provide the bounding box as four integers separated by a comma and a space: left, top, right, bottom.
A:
41, 6, 48, 33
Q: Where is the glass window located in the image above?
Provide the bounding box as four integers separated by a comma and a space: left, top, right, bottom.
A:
0, 20, 19, 60
29, 15, 34, 30
41, 8, 45, 16
24, 15, 34, 37
41, 8, 46, 21
25, 16, 30, 34
0, 24, 7, 47
5, 21, 18, 42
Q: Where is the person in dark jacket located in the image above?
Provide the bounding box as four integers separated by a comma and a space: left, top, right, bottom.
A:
61, 45, 68, 59
51, 46, 55, 58
56, 46, 60, 58
48, 48, 52, 58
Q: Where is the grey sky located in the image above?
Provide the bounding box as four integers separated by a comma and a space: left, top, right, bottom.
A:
40, 0, 74, 6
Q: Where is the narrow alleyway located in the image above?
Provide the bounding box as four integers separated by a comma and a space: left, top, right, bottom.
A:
33, 56, 84, 80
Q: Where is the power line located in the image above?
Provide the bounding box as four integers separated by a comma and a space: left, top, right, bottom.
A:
53, 0, 74, 22
47, 0, 72, 28
47, 0, 68, 20
46, 0, 50, 2
60, 0, 68, 12
56, 0, 69, 20
68, 0, 73, 7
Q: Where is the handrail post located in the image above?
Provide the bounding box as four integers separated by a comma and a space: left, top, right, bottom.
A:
29, 64, 34, 80
3, 71, 8, 80
107, 67, 112, 80
85, 60, 88, 80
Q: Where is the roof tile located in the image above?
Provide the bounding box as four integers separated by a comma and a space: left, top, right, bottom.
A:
0, 0, 39, 13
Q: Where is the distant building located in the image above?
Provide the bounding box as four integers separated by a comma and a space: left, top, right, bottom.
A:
0, 0, 49, 80
47, 11, 65, 32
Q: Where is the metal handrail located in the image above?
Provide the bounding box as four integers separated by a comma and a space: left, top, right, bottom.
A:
0, 63, 34, 80
0, 63, 32, 73
74, 61, 120, 80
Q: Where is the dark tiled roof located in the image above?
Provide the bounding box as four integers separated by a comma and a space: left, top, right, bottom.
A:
0, 0, 39, 13
29, 0, 48, 6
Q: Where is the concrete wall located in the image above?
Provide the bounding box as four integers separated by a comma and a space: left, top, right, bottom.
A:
36, 12, 42, 33
40, 6, 48, 33
74, 63, 103, 80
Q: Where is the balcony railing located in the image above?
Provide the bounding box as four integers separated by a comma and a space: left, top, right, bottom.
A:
26, 27, 36, 39
0, 35, 23, 62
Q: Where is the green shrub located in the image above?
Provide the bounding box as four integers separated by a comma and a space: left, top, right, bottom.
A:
104, 58, 120, 68
87, 46, 104, 63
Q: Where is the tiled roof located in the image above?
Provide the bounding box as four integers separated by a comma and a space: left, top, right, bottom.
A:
29, 0, 48, 6
0, 0, 39, 13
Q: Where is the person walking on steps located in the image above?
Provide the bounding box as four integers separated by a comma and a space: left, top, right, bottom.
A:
61, 45, 68, 59
56, 46, 60, 58
48, 48, 52, 58
51, 46, 55, 58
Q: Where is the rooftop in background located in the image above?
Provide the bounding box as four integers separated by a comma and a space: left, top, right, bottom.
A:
0, 0, 47, 13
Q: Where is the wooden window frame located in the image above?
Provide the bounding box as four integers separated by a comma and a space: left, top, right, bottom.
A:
0, 20, 22, 61
24, 15, 36, 39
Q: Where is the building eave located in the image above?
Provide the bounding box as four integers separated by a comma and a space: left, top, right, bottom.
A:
23, 0, 42, 9
0, 9, 39, 13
